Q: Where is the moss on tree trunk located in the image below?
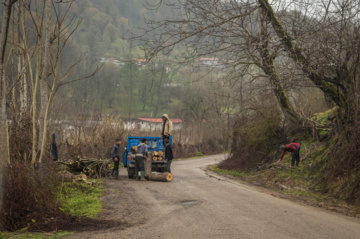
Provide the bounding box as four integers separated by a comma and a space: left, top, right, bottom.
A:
258, 0, 346, 112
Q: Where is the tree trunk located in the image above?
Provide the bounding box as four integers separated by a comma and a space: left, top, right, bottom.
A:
154, 68, 165, 118
39, 58, 58, 163
0, 0, 16, 216
20, 59, 28, 117
38, 0, 51, 152
38, 81, 55, 163
258, 0, 345, 109
18, 2, 27, 118
258, 6, 300, 124
146, 172, 174, 182
260, 53, 300, 123
31, 46, 41, 166
31, 0, 44, 166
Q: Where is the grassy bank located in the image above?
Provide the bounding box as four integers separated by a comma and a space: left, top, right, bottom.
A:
210, 139, 326, 197
1, 180, 104, 238
0, 231, 73, 239
210, 138, 360, 216
58, 181, 103, 218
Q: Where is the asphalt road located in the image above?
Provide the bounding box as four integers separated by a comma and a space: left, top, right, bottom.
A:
70, 154, 360, 239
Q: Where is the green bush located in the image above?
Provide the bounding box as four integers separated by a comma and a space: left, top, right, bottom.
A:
194, 151, 204, 157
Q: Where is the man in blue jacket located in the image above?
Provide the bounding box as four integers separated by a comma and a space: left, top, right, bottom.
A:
135, 138, 148, 181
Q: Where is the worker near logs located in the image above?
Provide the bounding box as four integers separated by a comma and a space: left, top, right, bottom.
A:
135, 138, 148, 181
111, 138, 122, 179
164, 138, 174, 173
50, 133, 58, 162
161, 114, 173, 146
276, 142, 301, 166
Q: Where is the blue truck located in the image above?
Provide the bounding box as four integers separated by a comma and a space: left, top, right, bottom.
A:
123, 135, 172, 178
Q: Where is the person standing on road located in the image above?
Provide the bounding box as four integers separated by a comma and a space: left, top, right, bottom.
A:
161, 114, 173, 146
276, 142, 301, 166
111, 138, 122, 179
164, 138, 174, 173
135, 138, 148, 181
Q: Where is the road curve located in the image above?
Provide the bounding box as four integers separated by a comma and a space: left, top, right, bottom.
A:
70, 154, 360, 239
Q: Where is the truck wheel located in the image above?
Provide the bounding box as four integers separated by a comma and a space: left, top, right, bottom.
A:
128, 168, 135, 178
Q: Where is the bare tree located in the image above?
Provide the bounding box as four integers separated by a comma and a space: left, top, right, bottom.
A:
139, 0, 302, 124
0, 0, 18, 218
28, 0, 46, 166
258, 0, 360, 122
17, 2, 28, 118
38, 0, 102, 163
139, 0, 360, 127
38, 0, 52, 151
2, 0, 102, 166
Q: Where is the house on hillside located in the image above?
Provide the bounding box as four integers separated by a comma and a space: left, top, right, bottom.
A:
163, 83, 182, 88
123, 118, 183, 131
200, 57, 219, 66
98, 57, 125, 67
133, 58, 147, 67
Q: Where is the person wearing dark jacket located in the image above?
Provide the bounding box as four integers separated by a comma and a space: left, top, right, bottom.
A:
111, 138, 122, 179
50, 133, 58, 162
276, 142, 301, 166
164, 139, 173, 173
135, 138, 148, 181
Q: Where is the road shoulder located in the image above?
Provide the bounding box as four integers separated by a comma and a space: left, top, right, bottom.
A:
204, 164, 360, 219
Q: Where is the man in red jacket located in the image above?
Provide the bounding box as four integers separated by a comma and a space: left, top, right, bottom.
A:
276, 143, 301, 166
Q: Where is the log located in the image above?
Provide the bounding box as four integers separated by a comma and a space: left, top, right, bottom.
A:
131, 146, 138, 154
146, 172, 174, 182
157, 151, 164, 157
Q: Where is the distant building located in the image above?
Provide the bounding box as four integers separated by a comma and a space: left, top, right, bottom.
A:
97, 57, 124, 67
133, 58, 147, 67
113, 60, 125, 66
200, 58, 219, 66
123, 118, 183, 131
163, 83, 182, 88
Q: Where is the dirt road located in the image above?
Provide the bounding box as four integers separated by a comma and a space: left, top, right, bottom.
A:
70, 154, 360, 239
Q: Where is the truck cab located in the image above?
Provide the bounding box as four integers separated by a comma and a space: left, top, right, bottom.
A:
123, 135, 172, 178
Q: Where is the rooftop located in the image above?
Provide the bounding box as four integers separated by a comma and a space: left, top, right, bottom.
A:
200, 58, 218, 61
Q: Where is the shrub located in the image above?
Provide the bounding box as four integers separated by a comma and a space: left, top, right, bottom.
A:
319, 122, 360, 202
219, 109, 285, 170
0, 161, 63, 231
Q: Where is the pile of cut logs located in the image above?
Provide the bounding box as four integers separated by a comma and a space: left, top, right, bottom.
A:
131, 146, 174, 182
152, 151, 164, 161
132, 147, 164, 161
59, 157, 112, 178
